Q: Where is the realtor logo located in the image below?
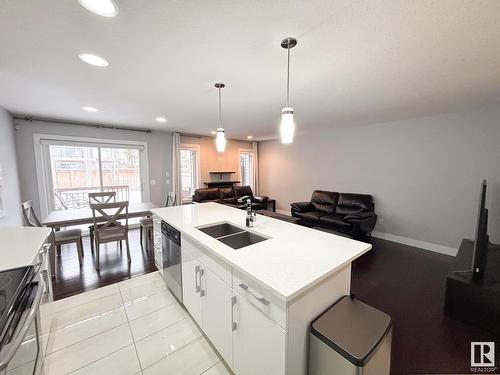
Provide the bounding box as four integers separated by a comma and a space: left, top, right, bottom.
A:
471, 342, 495, 367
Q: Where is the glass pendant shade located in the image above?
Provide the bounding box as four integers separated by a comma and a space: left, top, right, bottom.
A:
280, 37, 298, 144
216, 127, 226, 152
280, 107, 295, 144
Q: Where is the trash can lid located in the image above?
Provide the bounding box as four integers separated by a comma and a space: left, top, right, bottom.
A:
311, 295, 392, 367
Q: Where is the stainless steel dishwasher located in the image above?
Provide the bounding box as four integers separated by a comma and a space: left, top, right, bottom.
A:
161, 221, 183, 303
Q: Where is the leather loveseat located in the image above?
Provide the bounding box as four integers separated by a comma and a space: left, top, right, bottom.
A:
291, 190, 377, 239
193, 186, 269, 210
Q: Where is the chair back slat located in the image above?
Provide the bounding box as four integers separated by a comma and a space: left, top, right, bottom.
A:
21, 200, 42, 227
89, 191, 116, 204
90, 201, 129, 234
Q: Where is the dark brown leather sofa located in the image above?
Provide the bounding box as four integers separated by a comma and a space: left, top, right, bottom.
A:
291, 190, 377, 239
193, 186, 269, 210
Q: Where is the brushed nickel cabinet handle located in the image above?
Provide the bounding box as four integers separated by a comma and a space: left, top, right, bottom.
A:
199, 269, 205, 297
195, 265, 200, 293
239, 283, 270, 305
231, 295, 238, 331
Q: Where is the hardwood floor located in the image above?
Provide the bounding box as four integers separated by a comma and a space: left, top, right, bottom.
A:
351, 237, 500, 375
51, 228, 156, 300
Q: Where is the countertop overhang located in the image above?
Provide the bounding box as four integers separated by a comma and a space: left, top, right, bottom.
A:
0, 227, 51, 271
152, 203, 371, 302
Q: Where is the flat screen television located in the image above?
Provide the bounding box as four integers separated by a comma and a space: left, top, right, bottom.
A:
471, 179, 489, 280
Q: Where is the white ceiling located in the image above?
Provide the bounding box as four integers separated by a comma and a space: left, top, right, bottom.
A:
1, 0, 500, 140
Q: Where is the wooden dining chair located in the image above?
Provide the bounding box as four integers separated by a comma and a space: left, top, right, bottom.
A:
21, 200, 83, 266
90, 201, 130, 270
165, 192, 176, 207
88, 192, 117, 254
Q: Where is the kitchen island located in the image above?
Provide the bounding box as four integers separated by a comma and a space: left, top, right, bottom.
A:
151, 202, 371, 375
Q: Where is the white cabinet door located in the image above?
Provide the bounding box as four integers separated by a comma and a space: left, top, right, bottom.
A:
181, 250, 202, 325
201, 268, 233, 367
232, 292, 286, 375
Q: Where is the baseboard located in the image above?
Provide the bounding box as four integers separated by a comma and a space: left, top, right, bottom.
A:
372, 231, 457, 256
274, 209, 457, 256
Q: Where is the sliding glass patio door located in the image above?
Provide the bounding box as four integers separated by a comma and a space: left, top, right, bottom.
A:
38, 137, 148, 214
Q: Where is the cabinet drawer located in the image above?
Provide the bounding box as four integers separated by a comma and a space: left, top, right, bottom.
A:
182, 235, 231, 285
233, 268, 287, 329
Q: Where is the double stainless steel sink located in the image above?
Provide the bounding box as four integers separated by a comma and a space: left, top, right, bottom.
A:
197, 222, 269, 249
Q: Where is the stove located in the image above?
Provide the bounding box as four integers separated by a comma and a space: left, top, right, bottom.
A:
0, 266, 34, 336
0, 266, 41, 375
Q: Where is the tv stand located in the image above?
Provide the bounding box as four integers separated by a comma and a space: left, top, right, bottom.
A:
444, 239, 500, 334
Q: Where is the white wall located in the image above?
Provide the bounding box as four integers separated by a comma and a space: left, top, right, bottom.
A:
14, 118, 172, 217
0, 107, 23, 226
259, 105, 500, 252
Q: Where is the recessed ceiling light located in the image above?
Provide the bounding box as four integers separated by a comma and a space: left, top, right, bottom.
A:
211, 131, 217, 135
247, 136, 253, 139
78, 0, 118, 17
155, 117, 167, 123
82, 106, 98, 112
78, 53, 109, 67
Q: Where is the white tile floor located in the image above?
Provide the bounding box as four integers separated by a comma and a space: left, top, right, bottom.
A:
38, 272, 231, 375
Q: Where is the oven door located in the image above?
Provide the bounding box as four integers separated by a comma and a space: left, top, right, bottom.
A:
0, 277, 44, 375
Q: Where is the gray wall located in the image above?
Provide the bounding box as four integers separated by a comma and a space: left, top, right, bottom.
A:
259, 105, 500, 251
14, 118, 172, 217
0, 107, 22, 226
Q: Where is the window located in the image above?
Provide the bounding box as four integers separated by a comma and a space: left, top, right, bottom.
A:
34, 134, 149, 217
180, 144, 200, 202
239, 150, 254, 189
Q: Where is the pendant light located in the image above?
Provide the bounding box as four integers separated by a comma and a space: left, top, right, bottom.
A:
215, 83, 227, 153
280, 37, 297, 144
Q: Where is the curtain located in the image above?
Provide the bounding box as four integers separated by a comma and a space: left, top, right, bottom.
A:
252, 141, 259, 195
172, 132, 182, 206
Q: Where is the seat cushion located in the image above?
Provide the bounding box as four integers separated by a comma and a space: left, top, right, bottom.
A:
319, 214, 352, 230
310, 190, 339, 215
294, 211, 324, 222
336, 193, 374, 215
97, 227, 127, 242
55, 228, 82, 242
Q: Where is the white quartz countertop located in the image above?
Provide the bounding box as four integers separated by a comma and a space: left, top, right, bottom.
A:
0, 227, 51, 271
152, 203, 371, 301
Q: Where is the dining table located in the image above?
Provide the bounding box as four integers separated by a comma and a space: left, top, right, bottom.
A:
42, 202, 158, 276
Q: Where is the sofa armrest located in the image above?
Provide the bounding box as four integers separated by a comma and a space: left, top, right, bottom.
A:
253, 195, 269, 204
291, 201, 314, 213
344, 212, 377, 235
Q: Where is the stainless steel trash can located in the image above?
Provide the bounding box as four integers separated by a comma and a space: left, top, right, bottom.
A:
309, 295, 392, 375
